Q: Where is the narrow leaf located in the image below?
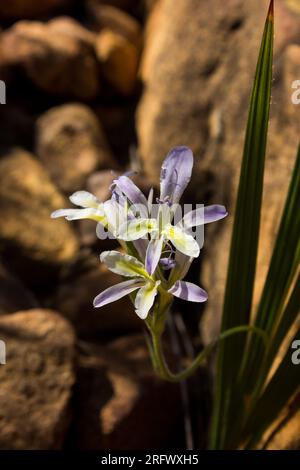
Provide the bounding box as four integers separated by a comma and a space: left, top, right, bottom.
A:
209, 1, 274, 449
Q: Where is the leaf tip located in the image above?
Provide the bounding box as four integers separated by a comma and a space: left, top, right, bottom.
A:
268, 0, 274, 22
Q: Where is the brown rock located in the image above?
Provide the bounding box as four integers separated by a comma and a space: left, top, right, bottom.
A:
52, 256, 143, 338
0, 148, 79, 279
264, 395, 300, 450
0, 309, 76, 449
0, 20, 100, 99
0, 264, 38, 315
275, 1, 300, 52
72, 334, 182, 449
96, 28, 139, 95
35, 103, 116, 193
136, 0, 300, 346
86, 2, 142, 47
48, 16, 96, 47
0, 0, 71, 19
283, 44, 300, 117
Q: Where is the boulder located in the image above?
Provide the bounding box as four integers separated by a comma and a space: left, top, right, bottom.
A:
0, 20, 100, 99
0, 0, 71, 19
136, 0, 300, 345
0, 309, 76, 449
86, 2, 142, 47
96, 28, 139, 95
0, 148, 79, 280
35, 103, 116, 193
71, 334, 182, 449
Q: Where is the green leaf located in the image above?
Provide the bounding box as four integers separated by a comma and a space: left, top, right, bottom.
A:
209, 0, 274, 449
241, 144, 300, 393
242, 327, 300, 449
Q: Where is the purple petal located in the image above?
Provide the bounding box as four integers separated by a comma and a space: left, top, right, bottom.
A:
160, 146, 194, 204
182, 205, 228, 228
93, 279, 144, 308
204, 205, 228, 224
168, 281, 208, 303
145, 234, 164, 275
114, 175, 148, 217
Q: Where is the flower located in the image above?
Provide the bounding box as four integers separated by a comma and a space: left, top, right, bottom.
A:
114, 147, 228, 274
51, 190, 107, 222
93, 251, 208, 319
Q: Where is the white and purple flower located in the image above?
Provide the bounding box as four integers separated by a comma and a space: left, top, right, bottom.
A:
51, 146, 228, 321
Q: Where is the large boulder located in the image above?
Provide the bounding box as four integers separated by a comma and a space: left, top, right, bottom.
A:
71, 334, 182, 449
0, 309, 76, 449
35, 103, 116, 193
0, 148, 79, 280
0, 20, 100, 99
136, 0, 300, 337
95, 28, 139, 95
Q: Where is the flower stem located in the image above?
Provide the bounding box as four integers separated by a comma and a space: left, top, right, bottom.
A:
150, 325, 267, 383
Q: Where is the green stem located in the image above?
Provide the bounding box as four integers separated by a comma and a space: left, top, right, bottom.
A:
151, 325, 267, 383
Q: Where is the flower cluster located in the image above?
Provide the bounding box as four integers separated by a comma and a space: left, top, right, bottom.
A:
51, 146, 227, 320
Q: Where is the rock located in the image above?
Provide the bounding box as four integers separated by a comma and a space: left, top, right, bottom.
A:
96, 29, 139, 95
52, 255, 143, 338
264, 394, 300, 450
0, 0, 71, 19
71, 335, 182, 449
275, 1, 300, 52
48, 16, 96, 47
35, 103, 117, 193
0, 264, 38, 315
136, 0, 300, 347
0, 148, 79, 280
86, 2, 143, 47
0, 309, 76, 449
0, 20, 100, 99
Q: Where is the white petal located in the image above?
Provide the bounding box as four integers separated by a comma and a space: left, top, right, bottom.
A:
100, 250, 149, 278
51, 207, 105, 221
164, 224, 200, 258
69, 191, 101, 208
118, 218, 157, 241
134, 281, 160, 319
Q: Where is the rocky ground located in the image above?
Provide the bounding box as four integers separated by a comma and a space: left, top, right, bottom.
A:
0, 0, 299, 449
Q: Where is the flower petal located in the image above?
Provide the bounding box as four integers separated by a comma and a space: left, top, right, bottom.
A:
134, 281, 160, 319
118, 218, 156, 241
51, 207, 105, 221
93, 279, 144, 308
103, 199, 127, 236
114, 175, 148, 217
100, 250, 149, 278
145, 234, 165, 275
69, 191, 100, 208
182, 204, 228, 228
168, 281, 208, 303
165, 225, 200, 258
160, 146, 194, 204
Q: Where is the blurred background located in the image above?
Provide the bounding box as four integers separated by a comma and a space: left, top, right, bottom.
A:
0, 0, 299, 450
